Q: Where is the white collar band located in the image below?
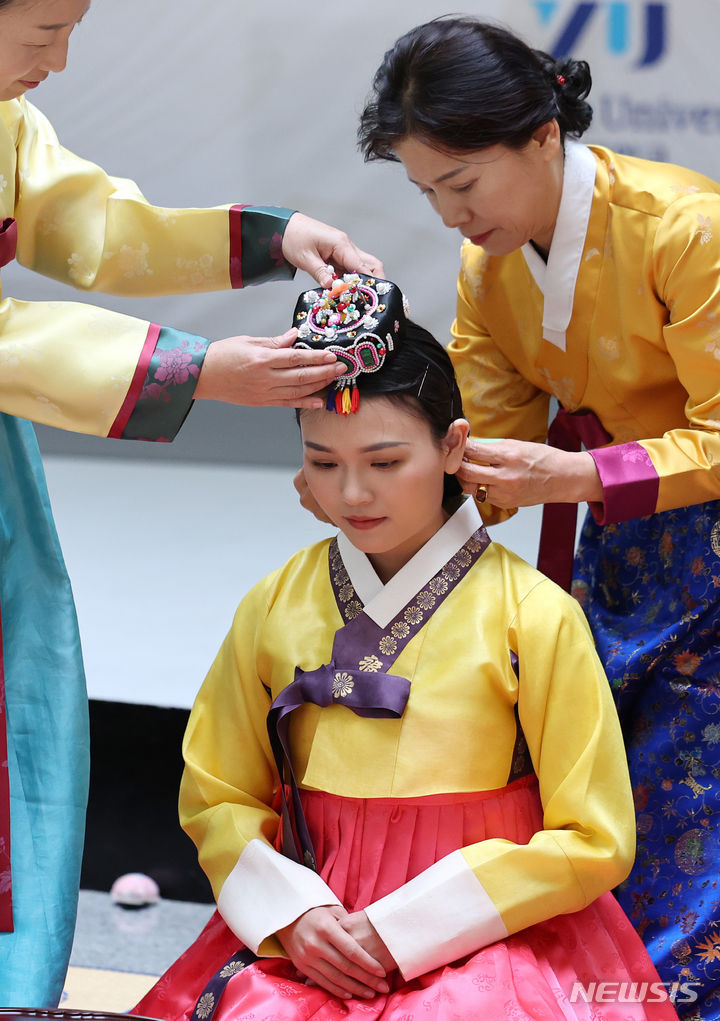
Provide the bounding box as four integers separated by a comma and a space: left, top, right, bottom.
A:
521, 140, 597, 352
337, 497, 483, 628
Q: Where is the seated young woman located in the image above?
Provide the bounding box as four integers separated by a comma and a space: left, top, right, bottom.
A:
135, 275, 679, 1020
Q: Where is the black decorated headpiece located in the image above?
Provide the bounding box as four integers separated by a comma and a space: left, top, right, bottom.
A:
292, 270, 409, 414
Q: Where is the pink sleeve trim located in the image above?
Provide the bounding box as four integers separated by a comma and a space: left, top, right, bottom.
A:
108, 323, 161, 439
229, 204, 245, 289
588, 442, 659, 524
0, 218, 17, 269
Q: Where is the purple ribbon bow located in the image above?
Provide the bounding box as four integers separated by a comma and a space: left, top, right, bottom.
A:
267, 630, 411, 868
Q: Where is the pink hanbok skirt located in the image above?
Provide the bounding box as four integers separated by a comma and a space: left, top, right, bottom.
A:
135, 776, 678, 1020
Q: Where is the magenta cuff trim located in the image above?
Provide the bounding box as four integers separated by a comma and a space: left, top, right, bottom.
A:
229, 204, 244, 289
0, 218, 17, 269
589, 442, 659, 524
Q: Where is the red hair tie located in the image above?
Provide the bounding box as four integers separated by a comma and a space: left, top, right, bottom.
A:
556, 74, 566, 86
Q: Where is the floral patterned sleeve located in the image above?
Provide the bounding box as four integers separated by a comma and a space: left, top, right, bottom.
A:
108, 325, 209, 441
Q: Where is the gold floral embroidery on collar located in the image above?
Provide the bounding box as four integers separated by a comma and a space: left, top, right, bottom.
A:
329, 529, 489, 670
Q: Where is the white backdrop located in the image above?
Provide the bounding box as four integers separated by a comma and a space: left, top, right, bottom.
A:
3, 0, 718, 706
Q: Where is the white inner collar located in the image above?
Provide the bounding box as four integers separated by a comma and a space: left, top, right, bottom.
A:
521, 140, 597, 352
336, 497, 483, 628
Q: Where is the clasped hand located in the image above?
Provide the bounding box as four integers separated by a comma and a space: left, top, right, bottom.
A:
277, 905, 397, 1000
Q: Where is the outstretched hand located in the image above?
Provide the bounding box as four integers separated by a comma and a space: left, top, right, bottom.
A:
277, 905, 392, 1000
282, 212, 385, 287
458, 437, 603, 508
194, 330, 344, 409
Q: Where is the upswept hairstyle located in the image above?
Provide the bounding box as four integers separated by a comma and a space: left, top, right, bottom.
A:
359, 17, 592, 161
355, 319, 464, 440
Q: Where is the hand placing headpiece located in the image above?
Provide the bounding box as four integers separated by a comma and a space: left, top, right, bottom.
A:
292, 270, 409, 414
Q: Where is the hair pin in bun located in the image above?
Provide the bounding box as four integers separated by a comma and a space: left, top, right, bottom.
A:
292, 269, 409, 414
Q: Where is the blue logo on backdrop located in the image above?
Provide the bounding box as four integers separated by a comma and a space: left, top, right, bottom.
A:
533, 2, 667, 67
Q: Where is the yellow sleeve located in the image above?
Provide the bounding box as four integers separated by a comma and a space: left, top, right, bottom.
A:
180, 579, 281, 897
448, 242, 551, 525
590, 193, 720, 520
365, 576, 635, 980
0, 296, 158, 434
0, 98, 293, 437
477, 584, 634, 927
179, 566, 342, 956
645, 193, 720, 508
12, 97, 288, 296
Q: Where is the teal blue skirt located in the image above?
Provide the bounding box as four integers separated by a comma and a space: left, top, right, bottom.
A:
0, 413, 88, 1007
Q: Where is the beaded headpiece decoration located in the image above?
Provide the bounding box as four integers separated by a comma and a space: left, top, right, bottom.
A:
292, 270, 410, 414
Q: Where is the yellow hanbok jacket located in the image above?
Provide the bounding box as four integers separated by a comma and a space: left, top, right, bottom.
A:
0, 96, 294, 440
180, 499, 635, 980
449, 141, 720, 525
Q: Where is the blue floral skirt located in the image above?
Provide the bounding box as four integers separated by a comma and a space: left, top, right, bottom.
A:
574, 501, 720, 1021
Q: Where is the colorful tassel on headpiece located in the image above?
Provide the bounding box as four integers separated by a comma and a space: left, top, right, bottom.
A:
332, 384, 360, 415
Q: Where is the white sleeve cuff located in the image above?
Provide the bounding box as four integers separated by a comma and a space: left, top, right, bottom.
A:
217, 839, 342, 953
364, 849, 508, 980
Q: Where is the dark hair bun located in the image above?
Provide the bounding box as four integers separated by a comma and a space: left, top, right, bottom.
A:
535, 52, 593, 138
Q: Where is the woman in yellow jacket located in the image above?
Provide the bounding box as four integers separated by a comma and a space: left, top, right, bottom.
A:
358, 15, 720, 1021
